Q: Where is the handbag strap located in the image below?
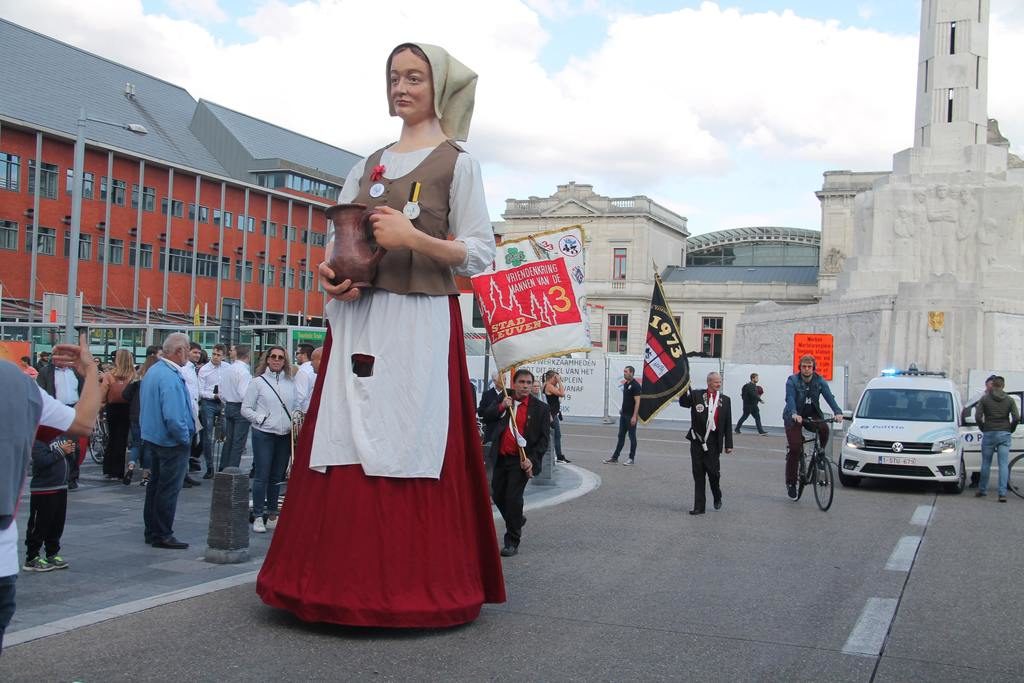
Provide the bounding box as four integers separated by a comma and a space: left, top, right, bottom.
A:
260, 375, 292, 421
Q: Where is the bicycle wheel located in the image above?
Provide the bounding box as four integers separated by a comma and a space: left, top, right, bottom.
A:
89, 418, 108, 464
813, 452, 835, 511
1009, 454, 1024, 500
795, 446, 809, 500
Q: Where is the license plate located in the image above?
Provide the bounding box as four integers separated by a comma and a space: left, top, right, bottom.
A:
879, 456, 916, 465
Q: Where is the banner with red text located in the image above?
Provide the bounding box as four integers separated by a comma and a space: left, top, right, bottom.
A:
471, 257, 591, 370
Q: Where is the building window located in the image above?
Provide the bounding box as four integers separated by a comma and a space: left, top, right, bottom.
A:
26, 226, 56, 255
0, 220, 17, 250
701, 316, 723, 358
66, 170, 95, 199
244, 216, 255, 232
608, 313, 629, 353
303, 230, 326, 247
160, 198, 185, 218
235, 259, 253, 282
129, 241, 153, 268
261, 220, 277, 237
100, 177, 127, 206
612, 247, 627, 280
298, 269, 315, 291
187, 204, 210, 222
258, 263, 275, 285
283, 225, 296, 242
213, 209, 233, 228
99, 237, 124, 265
63, 230, 92, 260
28, 161, 59, 199
257, 171, 340, 200
196, 253, 228, 279
131, 185, 156, 211
0, 153, 19, 191
279, 266, 295, 289
159, 247, 192, 274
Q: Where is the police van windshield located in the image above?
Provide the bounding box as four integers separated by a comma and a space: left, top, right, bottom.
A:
856, 389, 953, 422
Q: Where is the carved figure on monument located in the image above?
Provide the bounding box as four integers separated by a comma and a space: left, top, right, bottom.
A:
926, 185, 958, 276
912, 190, 931, 278
956, 188, 977, 278
894, 204, 916, 277
976, 217, 999, 268
823, 248, 844, 274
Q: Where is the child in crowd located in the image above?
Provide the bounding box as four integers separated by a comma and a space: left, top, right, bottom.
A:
23, 435, 74, 572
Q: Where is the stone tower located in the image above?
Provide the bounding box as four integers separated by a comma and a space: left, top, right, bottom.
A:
731, 0, 1024, 399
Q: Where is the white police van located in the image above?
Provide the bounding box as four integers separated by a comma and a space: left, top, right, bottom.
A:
838, 367, 966, 493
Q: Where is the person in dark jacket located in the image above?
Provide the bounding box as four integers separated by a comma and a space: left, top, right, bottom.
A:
974, 375, 1019, 502
23, 436, 74, 572
734, 372, 767, 435
477, 372, 506, 445
482, 369, 549, 557
37, 362, 86, 489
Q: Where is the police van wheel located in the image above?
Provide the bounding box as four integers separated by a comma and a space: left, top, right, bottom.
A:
942, 457, 966, 495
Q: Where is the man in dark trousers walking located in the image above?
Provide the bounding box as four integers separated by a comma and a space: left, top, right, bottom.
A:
680, 371, 733, 515
735, 372, 767, 435
482, 369, 548, 557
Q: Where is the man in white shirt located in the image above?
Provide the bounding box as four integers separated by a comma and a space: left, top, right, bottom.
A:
219, 345, 252, 470
1, 336, 102, 654
197, 344, 228, 479
294, 343, 317, 413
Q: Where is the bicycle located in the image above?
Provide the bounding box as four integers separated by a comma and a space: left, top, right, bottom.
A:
796, 417, 836, 511
1007, 453, 1024, 499
88, 407, 109, 464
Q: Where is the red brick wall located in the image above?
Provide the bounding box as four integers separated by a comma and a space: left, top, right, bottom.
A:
0, 125, 330, 321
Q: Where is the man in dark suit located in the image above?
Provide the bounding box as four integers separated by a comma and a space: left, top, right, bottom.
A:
679, 371, 733, 515
735, 372, 767, 435
476, 372, 506, 445
482, 369, 549, 557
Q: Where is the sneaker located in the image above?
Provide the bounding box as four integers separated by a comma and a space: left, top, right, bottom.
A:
623, 459, 634, 466
252, 517, 266, 533
23, 557, 54, 572
46, 555, 69, 570
734, 428, 741, 434
975, 491, 987, 497
786, 484, 798, 500
759, 432, 769, 436
998, 495, 1007, 503
265, 516, 278, 530
603, 457, 618, 464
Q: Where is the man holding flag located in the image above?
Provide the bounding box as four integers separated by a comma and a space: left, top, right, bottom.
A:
680, 372, 733, 515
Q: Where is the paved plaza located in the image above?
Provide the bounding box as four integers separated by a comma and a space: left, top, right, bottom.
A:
1, 422, 1022, 681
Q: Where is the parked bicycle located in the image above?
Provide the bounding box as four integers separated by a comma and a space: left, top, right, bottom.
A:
796, 417, 835, 511
88, 407, 109, 464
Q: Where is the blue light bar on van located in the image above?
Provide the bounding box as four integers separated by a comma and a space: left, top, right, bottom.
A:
881, 368, 899, 376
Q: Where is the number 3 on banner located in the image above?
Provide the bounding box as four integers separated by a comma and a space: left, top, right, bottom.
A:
549, 285, 571, 313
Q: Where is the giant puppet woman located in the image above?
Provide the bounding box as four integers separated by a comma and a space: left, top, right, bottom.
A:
256, 43, 505, 627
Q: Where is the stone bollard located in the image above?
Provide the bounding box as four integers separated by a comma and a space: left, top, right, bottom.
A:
530, 428, 556, 487
204, 467, 250, 564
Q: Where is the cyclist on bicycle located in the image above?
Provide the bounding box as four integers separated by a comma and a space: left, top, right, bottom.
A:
784, 355, 843, 500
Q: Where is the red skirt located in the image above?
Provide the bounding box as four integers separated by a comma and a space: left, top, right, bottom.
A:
256, 297, 506, 627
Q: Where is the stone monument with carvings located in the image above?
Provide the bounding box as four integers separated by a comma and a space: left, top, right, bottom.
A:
731, 0, 1024, 398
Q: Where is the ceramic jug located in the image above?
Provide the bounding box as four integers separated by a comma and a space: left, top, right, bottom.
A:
324, 203, 385, 288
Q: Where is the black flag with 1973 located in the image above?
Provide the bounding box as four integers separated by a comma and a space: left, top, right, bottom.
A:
638, 275, 690, 424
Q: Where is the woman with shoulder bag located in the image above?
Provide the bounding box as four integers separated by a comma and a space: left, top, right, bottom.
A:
241, 346, 297, 533
101, 349, 135, 480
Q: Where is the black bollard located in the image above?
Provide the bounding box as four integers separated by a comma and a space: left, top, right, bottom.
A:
204, 467, 250, 564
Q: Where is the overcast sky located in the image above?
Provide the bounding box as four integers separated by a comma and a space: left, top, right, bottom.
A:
3, 0, 1022, 234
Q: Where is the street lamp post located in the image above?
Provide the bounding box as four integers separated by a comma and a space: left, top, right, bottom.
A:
65, 107, 147, 342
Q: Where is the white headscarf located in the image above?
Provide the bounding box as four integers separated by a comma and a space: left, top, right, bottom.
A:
387, 42, 478, 141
